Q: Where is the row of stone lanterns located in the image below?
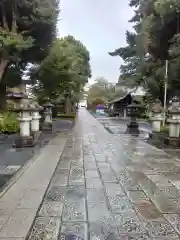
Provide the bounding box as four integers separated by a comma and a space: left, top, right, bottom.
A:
42, 102, 54, 132
150, 97, 180, 145
124, 97, 180, 143
151, 99, 164, 133
14, 97, 54, 148
167, 97, 180, 139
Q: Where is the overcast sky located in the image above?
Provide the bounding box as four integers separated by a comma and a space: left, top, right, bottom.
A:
58, 0, 134, 83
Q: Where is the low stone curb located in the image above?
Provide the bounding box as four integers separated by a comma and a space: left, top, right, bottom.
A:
0, 146, 43, 200
0, 132, 69, 239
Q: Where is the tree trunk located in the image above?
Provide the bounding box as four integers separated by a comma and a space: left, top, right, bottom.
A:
0, 85, 7, 111
65, 96, 71, 114
0, 60, 9, 83
71, 102, 76, 113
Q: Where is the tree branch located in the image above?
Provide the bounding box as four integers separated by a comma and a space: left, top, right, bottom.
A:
11, 1, 17, 33
1, 2, 8, 30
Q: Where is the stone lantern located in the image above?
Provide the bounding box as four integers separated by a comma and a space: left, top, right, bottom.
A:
30, 101, 43, 133
14, 97, 34, 147
42, 102, 54, 132
125, 99, 143, 135
151, 99, 163, 132
167, 97, 180, 139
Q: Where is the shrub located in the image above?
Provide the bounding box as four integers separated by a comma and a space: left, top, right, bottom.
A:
140, 112, 150, 120
0, 112, 19, 134
160, 125, 169, 134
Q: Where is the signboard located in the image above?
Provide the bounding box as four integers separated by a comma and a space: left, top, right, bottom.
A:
96, 104, 105, 115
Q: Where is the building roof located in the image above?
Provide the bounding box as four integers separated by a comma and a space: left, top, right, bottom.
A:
108, 88, 137, 104
108, 87, 145, 105
108, 93, 132, 104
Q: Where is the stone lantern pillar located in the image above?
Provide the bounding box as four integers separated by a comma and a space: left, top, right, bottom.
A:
125, 99, 143, 135
42, 102, 54, 132
167, 97, 180, 139
151, 99, 163, 132
14, 97, 34, 147
30, 101, 43, 133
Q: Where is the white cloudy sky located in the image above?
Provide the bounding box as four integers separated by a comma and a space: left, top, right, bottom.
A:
57, 0, 134, 83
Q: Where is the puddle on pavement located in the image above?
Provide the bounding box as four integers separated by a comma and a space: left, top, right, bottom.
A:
5, 148, 18, 153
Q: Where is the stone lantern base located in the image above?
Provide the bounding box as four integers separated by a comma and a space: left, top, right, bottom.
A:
14, 131, 42, 148
126, 121, 140, 135
32, 130, 42, 142
151, 117, 163, 133
42, 122, 53, 133
164, 137, 180, 147
14, 136, 34, 148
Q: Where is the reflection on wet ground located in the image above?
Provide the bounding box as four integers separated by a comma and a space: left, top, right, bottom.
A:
0, 119, 73, 192
99, 117, 180, 160
27, 111, 180, 239
98, 117, 152, 141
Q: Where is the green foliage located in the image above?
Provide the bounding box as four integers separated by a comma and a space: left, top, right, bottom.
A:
87, 98, 105, 111
0, 28, 33, 60
0, 112, 19, 133
0, 0, 59, 112
56, 113, 76, 119
135, 0, 180, 60
155, 0, 180, 18
0, 0, 59, 59
2, 64, 24, 87
0, 63, 26, 111
0, 0, 59, 85
160, 125, 169, 134
87, 77, 126, 104
109, 31, 145, 88
31, 35, 91, 102
109, 0, 180, 102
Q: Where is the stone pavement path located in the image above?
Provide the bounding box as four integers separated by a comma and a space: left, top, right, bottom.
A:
0, 119, 73, 191
0, 132, 68, 239
25, 109, 180, 240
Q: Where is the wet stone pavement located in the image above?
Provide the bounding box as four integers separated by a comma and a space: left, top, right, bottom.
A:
0, 119, 73, 192
28, 110, 180, 240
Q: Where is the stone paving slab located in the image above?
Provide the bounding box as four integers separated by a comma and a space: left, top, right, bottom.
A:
5, 109, 180, 239
0, 120, 72, 185
28, 217, 61, 240
0, 133, 68, 239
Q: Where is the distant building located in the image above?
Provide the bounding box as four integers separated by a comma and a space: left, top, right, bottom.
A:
115, 83, 146, 97
79, 100, 87, 108
107, 85, 146, 117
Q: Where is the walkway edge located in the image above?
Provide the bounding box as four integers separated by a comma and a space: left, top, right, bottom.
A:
0, 133, 67, 200
0, 132, 69, 238
0, 147, 44, 200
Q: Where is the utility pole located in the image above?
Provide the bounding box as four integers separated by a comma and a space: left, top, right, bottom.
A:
163, 59, 168, 126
